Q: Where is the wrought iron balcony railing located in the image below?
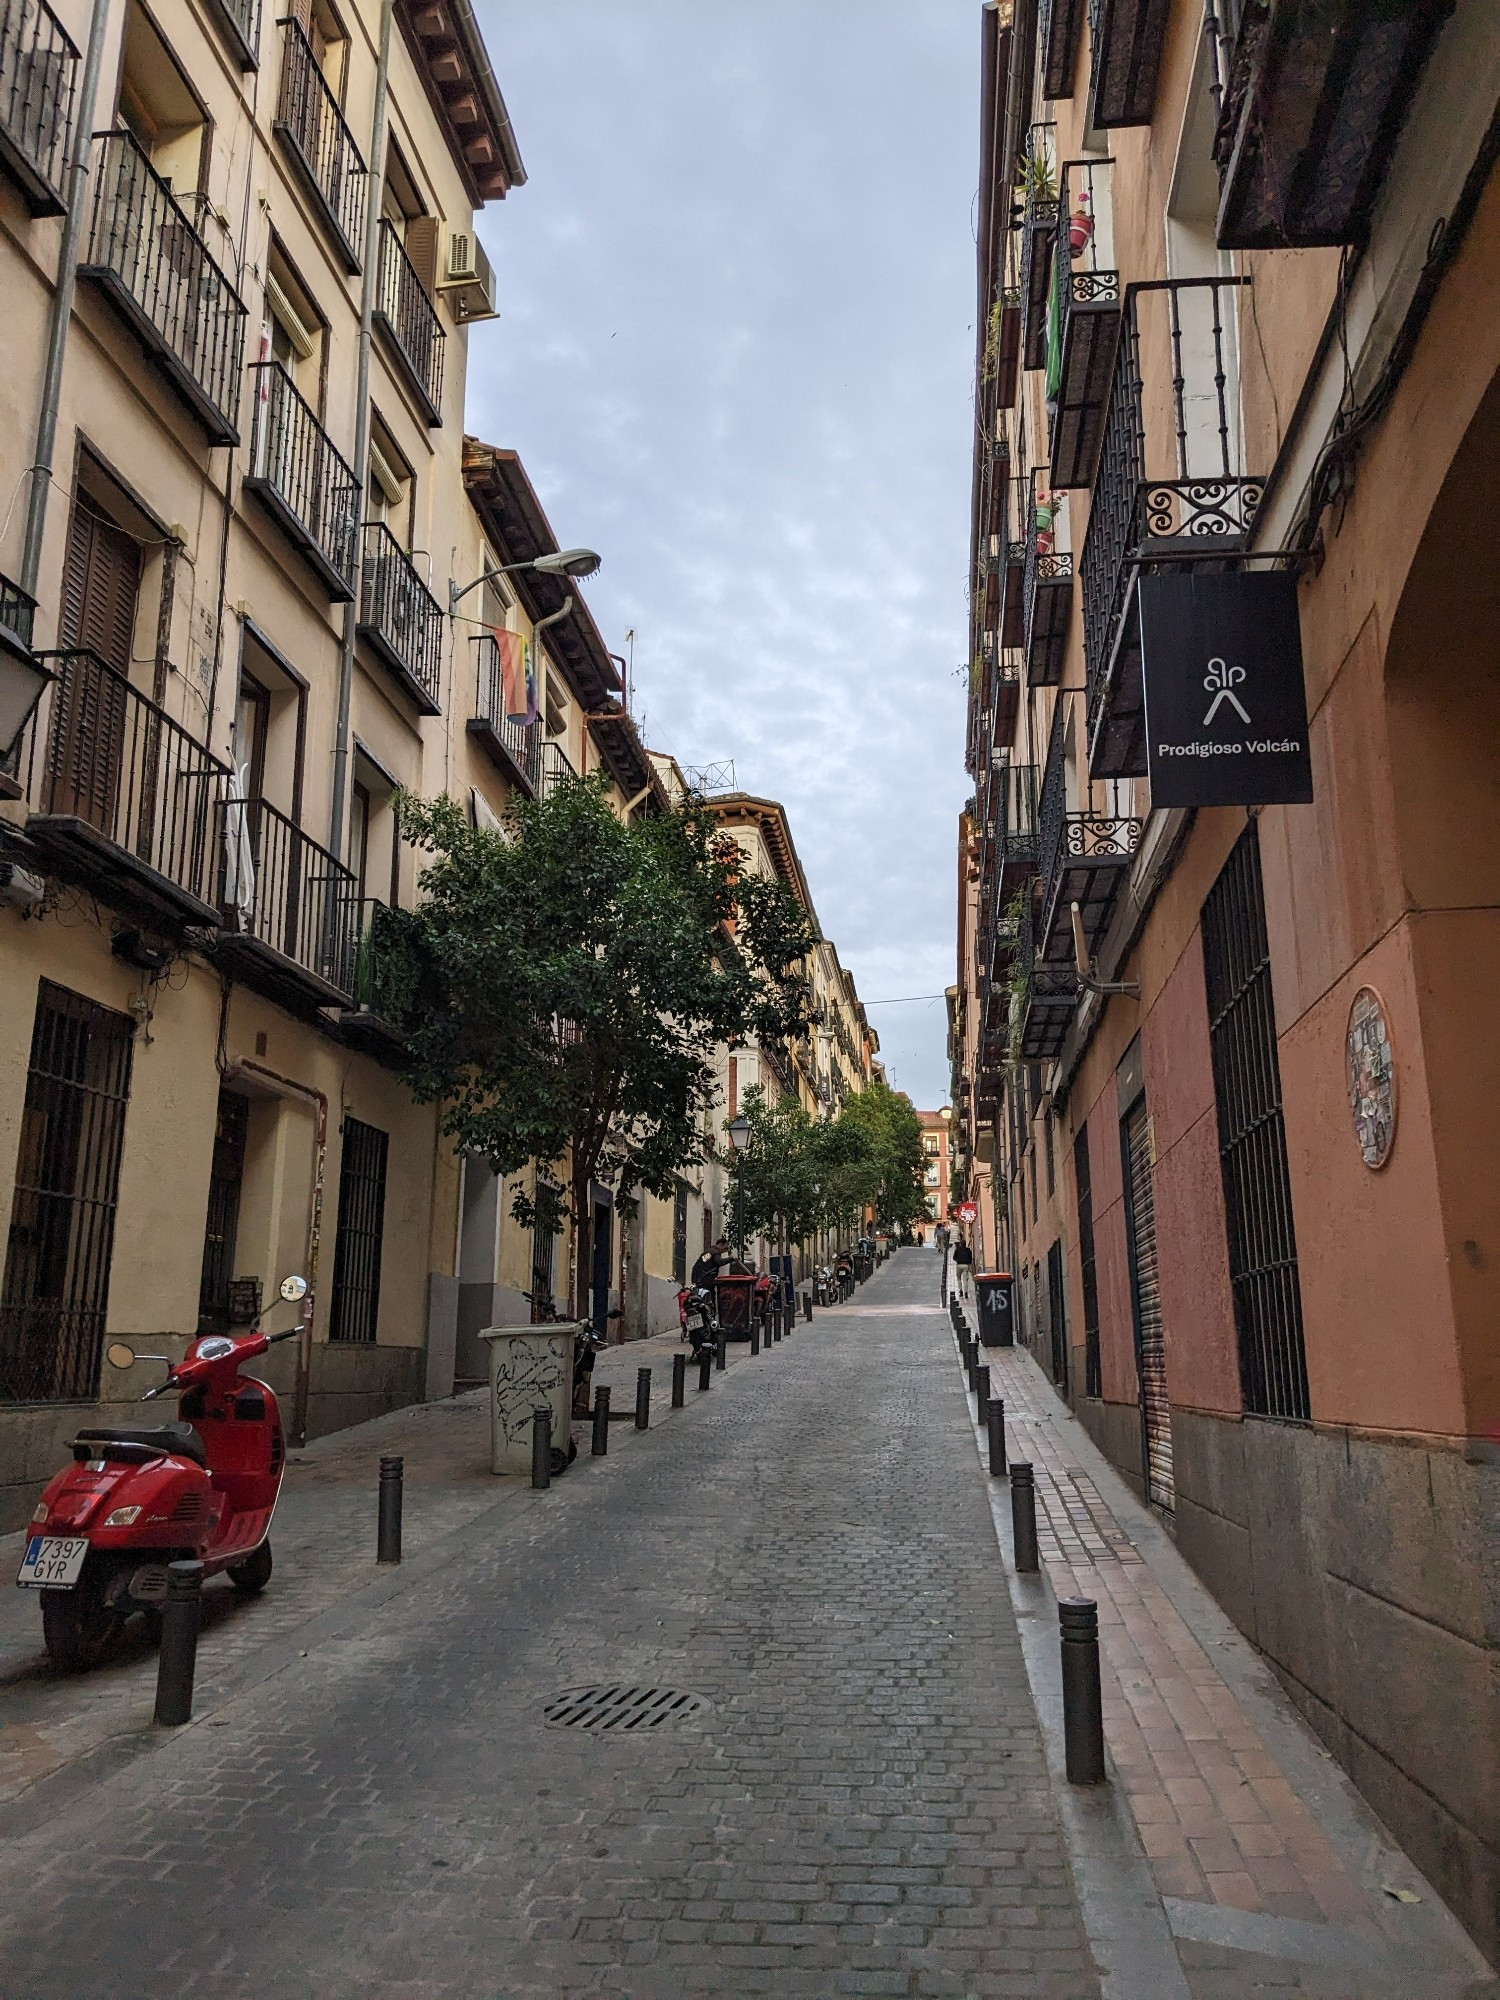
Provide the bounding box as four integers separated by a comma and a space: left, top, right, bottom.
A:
374, 217, 445, 424
1018, 123, 1058, 371
204, 0, 259, 68
1081, 277, 1263, 778
80, 131, 248, 444
537, 737, 578, 800
1039, 0, 1085, 99
1015, 888, 1079, 1063
0, 568, 36, 652
1048, 157, 1122, 489
0, 0, 77, 214
1087, 0, 1171, 130
337, 897, 414, 1062
274, 16, 367, 271
1036, 696, 1142, 972
1207, 0, 1449, 250
469, 634, 542, 795
217, 793, 357, 1005
245, 362, 360, 599
357, 523, 444, 713
1022, 473, 1073, 687
20, 649, 231, 923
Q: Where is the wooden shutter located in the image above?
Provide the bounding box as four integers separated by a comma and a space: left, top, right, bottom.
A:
404, 215, 440, 295
51, 502, 138, 830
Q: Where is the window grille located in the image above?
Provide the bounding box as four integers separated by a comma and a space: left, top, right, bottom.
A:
1, 981, 134, 1401
329, 1117, 388, 1343
1046, 1237, 1068, 1391
1201, 823, 1309, 1421
1074, 1126, 1101, 1397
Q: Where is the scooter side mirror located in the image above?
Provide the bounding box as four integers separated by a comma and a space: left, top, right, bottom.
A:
106, 1341, 137, 1371
279, 1274, 309, 1303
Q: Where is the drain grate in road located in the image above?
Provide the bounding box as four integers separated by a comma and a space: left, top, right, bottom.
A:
542, 1685, 707, 1732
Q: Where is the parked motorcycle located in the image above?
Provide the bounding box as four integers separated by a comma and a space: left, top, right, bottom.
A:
814, 1266, 837, 1308
17, 1274, 309, 1671
676, 1284, 719, 1359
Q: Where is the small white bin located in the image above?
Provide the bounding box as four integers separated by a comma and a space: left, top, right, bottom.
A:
479, 1325, 577, 1475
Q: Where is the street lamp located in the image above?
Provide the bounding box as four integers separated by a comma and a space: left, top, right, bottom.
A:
448, 547, 602, 618
0, 633, 51, 767
727, 1112, 751, 1259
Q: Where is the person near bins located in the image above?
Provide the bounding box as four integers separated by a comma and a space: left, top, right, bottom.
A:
690, 1238, 730, 1290
952, 1234, 974, 1300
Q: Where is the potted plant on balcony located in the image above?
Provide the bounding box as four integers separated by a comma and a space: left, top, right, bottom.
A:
1033, 493, 1058, 556
1068, 187, 1094, 257
1016, 144, 1058, 208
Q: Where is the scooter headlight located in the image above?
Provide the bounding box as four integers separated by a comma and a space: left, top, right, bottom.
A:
103, 1505, 142, 1528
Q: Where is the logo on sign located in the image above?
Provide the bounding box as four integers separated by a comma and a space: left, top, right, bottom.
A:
1202, 658, 1250, 729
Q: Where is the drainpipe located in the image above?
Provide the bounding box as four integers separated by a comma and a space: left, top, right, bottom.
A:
20, 0, 114, 600
329, 0, 395, 859
227, 1057, 329, 1448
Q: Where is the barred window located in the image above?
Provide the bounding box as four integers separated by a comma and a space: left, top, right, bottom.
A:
1201, 824, 1309, 1421
1074, 1126, 1100, 1397
329, 1117, 388, 1344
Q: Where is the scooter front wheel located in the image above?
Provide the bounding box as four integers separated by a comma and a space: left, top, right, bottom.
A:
228, 1541, 273, 1595
41, 1565, 121, 1671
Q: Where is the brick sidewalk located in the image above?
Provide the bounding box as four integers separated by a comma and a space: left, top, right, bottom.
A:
951, 1304, 1498, 1998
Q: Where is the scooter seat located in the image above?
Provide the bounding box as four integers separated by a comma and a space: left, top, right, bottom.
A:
74, 1423, 209, 1468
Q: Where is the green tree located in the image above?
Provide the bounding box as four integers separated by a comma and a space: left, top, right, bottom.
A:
838, 1079, 929, 1233
389, 775, 816, 1314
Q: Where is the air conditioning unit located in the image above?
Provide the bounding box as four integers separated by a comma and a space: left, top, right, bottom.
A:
439, 231, 498, 323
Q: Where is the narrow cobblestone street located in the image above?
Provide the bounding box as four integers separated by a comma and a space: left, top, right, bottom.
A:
0, 1252, 1096, 1999
0, 1249, 1494, 1999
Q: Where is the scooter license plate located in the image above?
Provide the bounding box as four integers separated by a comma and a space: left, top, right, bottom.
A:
685, 1313, 705, 1332
16, 1536, 90, 1589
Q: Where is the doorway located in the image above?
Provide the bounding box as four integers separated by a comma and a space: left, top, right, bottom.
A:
198, 1088, 249, 1332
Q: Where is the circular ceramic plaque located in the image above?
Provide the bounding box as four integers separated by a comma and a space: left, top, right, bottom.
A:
1346, 987, 1396, 1169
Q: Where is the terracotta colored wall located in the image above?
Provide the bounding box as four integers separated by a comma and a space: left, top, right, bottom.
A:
1140, 934, 1240, 1416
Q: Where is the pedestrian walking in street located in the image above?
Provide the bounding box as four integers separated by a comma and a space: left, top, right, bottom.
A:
953, 1234, 974, 1300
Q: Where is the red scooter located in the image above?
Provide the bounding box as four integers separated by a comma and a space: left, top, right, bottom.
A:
17, 1275, 307, 1670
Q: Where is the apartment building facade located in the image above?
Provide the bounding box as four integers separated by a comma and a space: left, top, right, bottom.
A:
958, 0, 1500, 1958
917, 1108, 951, 1229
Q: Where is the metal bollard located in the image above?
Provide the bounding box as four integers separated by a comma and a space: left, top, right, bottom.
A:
750, 1319, 760, 1356
975, 1363, 991, 1427
715, 1330, 727, 1372
802, 1291, 812, 1323
1060, 1598, 1107, 1785
531, 1406, 552, 1489
987, 1396, 1007, 1477
635, 1367, 651, 1431
1010, 1461, 1039, 1572
672, 1351, 687, 1407
697, 1348, 712, 1391
377, 1453, 403, 1565
592, 1384, 611, 1455
154, 1559, 204, 1726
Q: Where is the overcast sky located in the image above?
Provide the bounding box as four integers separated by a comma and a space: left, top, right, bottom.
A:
468, 2, 977, 1109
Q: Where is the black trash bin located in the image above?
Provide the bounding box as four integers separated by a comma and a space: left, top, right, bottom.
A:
975, 1271, 1015, 1348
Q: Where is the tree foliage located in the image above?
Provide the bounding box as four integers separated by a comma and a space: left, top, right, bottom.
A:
735, 1076, 929, 1243
385, 774, 816, 1309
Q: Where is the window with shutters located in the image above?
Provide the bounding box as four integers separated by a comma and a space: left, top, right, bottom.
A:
60, 491, 140, 671
1046, 1237, 1068, 1392
1, 982, 135, 1402
49, 492, 140, 832
1201, 823, 1309, 1421
329, 1117, 387, 1343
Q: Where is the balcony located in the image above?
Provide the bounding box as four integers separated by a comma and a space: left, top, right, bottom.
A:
245, 363, 360, 599
1082, 278, 1263, 778
1036, 697, 1143, 976
1210, 0, 1450, 250
80, 132, 248, 444
338, 898, 412, 1065
537, 738, 577, 800
1086, 0, 1171, 129
357, 523, 444, 714
204, 0, 259, 68
1022, 475, 1073, 688
1018, 125, 1058, 371
19, 650, 231, 925
1047, 159, 1122, 489
469, 634, 541, 795
374, 218, 445, 424
0, 0, 77, 214
984, 286, 1022, 411
216, 794, 356, 1010
1039, 0, 1085, 98
274, 17, 367, 272
1016, 893, 1082, 1062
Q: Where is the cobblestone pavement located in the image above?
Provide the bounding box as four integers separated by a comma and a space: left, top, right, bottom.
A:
951, 1302, 1499, 2000
0, 1253, 1100, 1999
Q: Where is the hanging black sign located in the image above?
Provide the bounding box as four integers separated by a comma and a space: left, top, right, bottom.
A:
1139, 571, 1314, 807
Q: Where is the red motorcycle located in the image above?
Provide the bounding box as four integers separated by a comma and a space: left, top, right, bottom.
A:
16, 1275, 307, 1669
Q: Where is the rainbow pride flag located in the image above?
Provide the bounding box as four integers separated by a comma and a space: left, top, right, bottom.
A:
494, 627, 537, 725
